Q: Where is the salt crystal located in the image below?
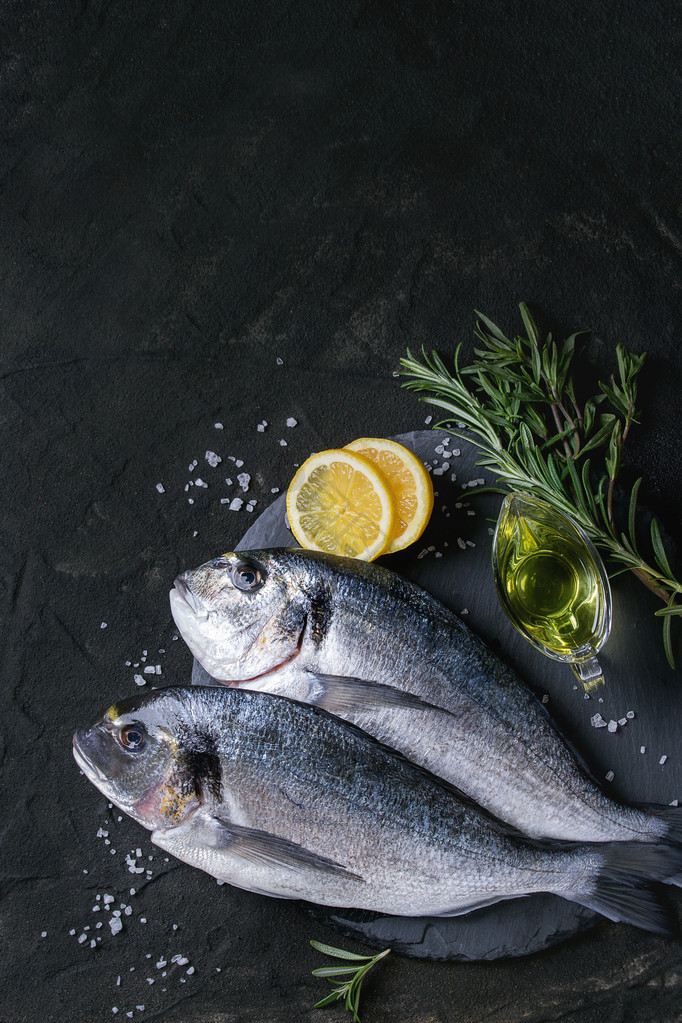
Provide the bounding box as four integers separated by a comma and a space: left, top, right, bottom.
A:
542, 695, 550, 705
237, 472, 251, 491
69, 929, 76, 936
271, 487, 280, 494
134, 675, 146, 686
156, 959, 167, 969
286, 417, 297, 427
103, 895, 114, 905
457, 538, 466, 550
467, 510, 475, 517
205, 451, 222, 467
279, 439, 287, 446
455, 502, 462, 509
220, 498, 229, 504
124, 906, 132, 916
143, 666, 155, 674
214, 423, 223, 429
188, 498, 194, 505
101, 622, 107, 629
591, 713, 607, 728
660, 755, 668, 765
97, 829, 108, 839
466, 540, 476, 548
607, 720, 618, 732
225, 477, 233, 485
194, 478, 208, 488
184, 484, 189, 492
140, 918, 147, 924
605, 771, 615, 782
176, 956, 189, 966
155, 665, 161, 675
618, 717, 627, 726
452, 448, 460, 456
417, 549, 428, 560
435, 445, 444, 454
257, 424, 265, 432
109, 917, 123, 935
235, 459, 244, 467
276, 357, 283, 365
461, 609, 469, 615
155, 484, 165, 494
626, 710, 635, 719
434, 552, 443, 559
229, 498, 243, 511
640, 746, 646, 754
116, 977, 121, 987
186, 966, 195, 976
193, 531, 198, 537
424, 416, 432, 424
432, 468, 444, 476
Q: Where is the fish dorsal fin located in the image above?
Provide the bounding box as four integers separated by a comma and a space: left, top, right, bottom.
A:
157, 812, 365, 883
306, 671, 437, 714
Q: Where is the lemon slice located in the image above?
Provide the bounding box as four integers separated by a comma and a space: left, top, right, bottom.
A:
344, 438, 434, 554
286, 449, 395, 561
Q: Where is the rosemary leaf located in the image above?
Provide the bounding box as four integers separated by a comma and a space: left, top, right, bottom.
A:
399, 303, 681, 665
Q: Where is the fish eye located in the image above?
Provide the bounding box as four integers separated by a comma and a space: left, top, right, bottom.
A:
118, 723, 147, 752
231, 560, 265, 592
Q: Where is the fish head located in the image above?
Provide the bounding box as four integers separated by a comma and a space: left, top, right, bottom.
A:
73, 689, 209, 830
169, 550, 308, 682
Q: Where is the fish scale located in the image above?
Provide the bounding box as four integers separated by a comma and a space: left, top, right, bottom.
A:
170, 548, 679, 846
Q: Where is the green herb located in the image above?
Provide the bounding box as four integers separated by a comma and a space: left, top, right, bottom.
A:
400, 303, 682, 666
310, 939, 390, 1022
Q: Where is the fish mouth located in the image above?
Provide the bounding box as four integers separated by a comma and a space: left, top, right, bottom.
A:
72, 733, 109, 784
170, 574, 209, 619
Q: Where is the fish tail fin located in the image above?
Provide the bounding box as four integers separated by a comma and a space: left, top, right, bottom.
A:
575, 841, 682, 936
639, 803, 682, 846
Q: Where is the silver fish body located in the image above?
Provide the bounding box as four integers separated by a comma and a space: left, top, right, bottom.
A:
170, 549, 680, 846
73, 685, 680, 931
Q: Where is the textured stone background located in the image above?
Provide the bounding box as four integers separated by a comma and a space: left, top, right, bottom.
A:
1, 1, 681, 1020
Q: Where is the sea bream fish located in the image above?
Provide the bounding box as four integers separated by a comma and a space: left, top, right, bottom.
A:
170, 548, 682, 847
73, 685, 681, 932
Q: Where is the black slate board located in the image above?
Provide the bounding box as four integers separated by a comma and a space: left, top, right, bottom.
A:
191, 431, 682, 961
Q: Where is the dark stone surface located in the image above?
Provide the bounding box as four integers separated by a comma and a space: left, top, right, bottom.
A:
1, 2, 681, 1020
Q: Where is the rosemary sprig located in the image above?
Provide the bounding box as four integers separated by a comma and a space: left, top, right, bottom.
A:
399, 303, 681, 666
310, 939, 390, 1022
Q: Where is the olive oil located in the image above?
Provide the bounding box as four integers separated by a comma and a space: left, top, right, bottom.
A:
492, 493, 612, 688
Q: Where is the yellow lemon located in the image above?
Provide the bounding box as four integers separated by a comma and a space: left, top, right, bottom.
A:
286, 449, 396, 561
344, 438, 434, 554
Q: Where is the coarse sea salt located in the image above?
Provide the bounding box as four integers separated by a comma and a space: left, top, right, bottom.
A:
605, 771, 615, 782
286, 417, 297, 427
205, 451, 222, 467
155, 483, 165, 493
229, 498, 243, 511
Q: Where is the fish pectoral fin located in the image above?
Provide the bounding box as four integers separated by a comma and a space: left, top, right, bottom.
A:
163, 811, 366, 884
306, 671, 435, 714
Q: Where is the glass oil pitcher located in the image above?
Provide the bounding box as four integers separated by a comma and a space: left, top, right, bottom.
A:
492, 493, 612, 691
